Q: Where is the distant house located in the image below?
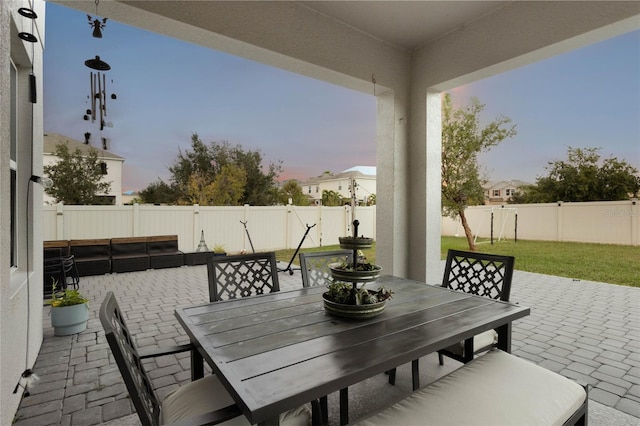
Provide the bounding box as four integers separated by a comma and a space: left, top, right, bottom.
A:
300, 166, 376, 205
43, 133, 125, 205
483, 180, 528, 205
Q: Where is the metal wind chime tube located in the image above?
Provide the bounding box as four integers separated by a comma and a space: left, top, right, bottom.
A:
82, 0, 116, 147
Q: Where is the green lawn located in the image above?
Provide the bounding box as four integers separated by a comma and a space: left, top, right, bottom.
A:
275, 237, 640, 287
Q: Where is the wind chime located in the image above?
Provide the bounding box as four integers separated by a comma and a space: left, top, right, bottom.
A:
83, 0, 115, 158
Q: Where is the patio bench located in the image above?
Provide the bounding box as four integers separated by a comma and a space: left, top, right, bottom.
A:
352, 349, 587, 426
110, 237, 150, 273
69, 238, 111, 277
146, 235, 184, 269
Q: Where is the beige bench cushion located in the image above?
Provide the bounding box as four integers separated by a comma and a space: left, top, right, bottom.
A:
443, 329, 497, 356
161, 374, 311, 425
354, 349, 586, 426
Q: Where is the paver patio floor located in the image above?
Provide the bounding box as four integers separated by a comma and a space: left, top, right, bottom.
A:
13, 262, 639, 425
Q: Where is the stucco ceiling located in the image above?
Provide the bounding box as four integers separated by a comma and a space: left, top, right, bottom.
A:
299, 1, 508, 50
55, 1, 511, 51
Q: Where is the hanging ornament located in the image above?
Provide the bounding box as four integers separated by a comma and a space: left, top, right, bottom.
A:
87, 0, 107, 38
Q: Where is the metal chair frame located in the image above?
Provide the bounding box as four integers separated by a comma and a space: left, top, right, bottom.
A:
389, 249, 515, 391
99, 292, 243, 426
437, 249, 515, 364
44, 254, 80, 292
299, 250, 353, 288
206, 252, 280, 302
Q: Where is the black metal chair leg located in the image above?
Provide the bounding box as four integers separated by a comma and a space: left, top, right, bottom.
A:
411, 359, 420, 391
320, 395, 328, 425
388, 368, 396, 385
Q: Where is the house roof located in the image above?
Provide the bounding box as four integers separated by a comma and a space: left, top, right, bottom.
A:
44, 133, 124, 161
300, 167, 376, 185
484, 179, 530, 190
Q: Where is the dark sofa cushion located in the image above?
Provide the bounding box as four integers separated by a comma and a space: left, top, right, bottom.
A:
69, 239, 111, 276
146, 235, 184, 269
110, 237, 150, 273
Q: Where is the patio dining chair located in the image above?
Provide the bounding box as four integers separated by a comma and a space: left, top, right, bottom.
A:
299, 250, 353, 287
388, 249, 515, 391
207, 251, 280, 302
100, 291, 312, 426
44, 254, 80, 294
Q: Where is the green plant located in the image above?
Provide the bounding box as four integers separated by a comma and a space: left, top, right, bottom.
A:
325, 281, 393, 305
332, 260, 379, 272
49, 279, 89, 307
212, 244, 226, 254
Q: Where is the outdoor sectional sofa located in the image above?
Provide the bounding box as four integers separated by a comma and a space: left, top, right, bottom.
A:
146, 235, 184, 269
110, 237, 151, 273
69, 238, 111, 277
45, 235, 192, 276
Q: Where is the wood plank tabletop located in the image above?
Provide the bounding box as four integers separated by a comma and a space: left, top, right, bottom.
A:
175, 275, 530, 424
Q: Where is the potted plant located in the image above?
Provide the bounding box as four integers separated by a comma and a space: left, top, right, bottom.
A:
49, 280, 89, 336
329, 259, 382, 282
212, 244, 227, 256
323, 281, 393, 319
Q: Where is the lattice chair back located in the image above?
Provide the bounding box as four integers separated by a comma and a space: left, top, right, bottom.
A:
441, 249, 515, 302
61, 255, 80, 290
207, 252, 280, 302
299, 250, 353, 288
100, 292, 160, 426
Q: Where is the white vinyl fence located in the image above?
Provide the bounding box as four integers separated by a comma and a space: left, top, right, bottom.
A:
43, 200, 639, 250
440, 200, 639, 246
43, 204, 376, 252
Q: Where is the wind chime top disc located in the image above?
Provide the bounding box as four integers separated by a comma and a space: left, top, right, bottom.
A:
85, 56, 110, 71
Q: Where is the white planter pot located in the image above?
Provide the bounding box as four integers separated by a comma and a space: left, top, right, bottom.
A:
51, 303, 89, 336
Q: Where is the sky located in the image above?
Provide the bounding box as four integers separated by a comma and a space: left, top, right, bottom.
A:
43, 3, 640, 192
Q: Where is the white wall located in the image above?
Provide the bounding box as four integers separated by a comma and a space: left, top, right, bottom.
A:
1, 2, 46, 425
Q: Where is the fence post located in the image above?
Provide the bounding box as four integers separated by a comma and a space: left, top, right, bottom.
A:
56, 202, 65, 240
193, 204, 200, 251
556, 201, 563, 242
632, 198, 638, 246
132, 203, 140, 237
317, 204, 323, 246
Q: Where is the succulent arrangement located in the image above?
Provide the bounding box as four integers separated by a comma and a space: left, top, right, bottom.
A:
324, 281, 393, 306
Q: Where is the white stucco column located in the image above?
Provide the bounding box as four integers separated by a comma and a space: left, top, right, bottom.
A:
375, 89, 410, 278
405, 84, 442, 284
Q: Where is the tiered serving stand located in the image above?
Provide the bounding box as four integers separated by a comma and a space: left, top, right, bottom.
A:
323, 220, 386, 319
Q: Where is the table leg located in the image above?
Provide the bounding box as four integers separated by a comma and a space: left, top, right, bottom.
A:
496, 322, 512, 353
340, 387, 349, 426
191, 346, 204, 380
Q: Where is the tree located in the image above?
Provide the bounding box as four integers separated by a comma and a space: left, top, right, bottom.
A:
165, 133, 283, 205
322, 190, 344, 206
138, 180, 179, 204
44, 144, 112, 205
441, 93, 517, 251
365, 193, 376, 206
515, 147, 640, 203
278, 180, 310, 206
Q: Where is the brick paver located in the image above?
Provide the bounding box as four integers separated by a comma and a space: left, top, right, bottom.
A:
13, 263, 640, 424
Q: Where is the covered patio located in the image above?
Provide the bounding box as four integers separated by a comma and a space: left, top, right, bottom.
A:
2, 1, 639, 424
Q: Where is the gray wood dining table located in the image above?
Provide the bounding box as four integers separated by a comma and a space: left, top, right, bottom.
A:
175, 275, 530, 425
